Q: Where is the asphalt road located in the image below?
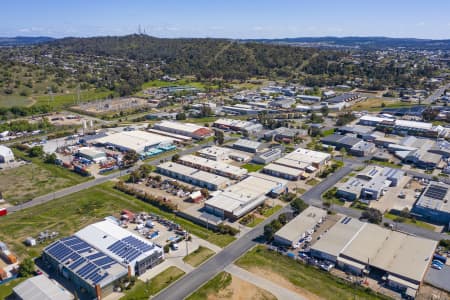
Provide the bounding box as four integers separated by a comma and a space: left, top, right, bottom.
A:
424, 83, 449, 104
8, 141, 213, 213
153, 203, 293, 300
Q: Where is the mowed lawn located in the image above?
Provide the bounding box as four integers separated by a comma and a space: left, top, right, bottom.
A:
236, 246, 392, 300
0, 278, 27, 299
0, 182, 234, 259
183, 246, 215, 267
241, 163, 264, 172
0, 160, 90, 205
121, 266, 185, 299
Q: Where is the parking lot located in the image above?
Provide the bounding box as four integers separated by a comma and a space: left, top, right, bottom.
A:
371, 175, 419, 213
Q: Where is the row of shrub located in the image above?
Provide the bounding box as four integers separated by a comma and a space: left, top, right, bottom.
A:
115, 181, 178, 212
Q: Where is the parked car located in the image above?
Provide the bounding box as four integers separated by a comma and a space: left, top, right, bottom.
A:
431, 263, 443, 270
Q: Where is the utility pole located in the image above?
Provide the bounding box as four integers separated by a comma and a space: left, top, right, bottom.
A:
185, 231, 189, 257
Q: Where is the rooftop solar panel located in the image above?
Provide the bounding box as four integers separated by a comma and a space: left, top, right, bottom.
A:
424, 184, 448, 200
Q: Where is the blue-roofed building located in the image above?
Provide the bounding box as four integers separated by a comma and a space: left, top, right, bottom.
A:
42, 219, 164, 299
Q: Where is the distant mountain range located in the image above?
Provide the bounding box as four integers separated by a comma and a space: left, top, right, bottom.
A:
2, 35, 450, 50
243, 36, 450, 50
0, 36, 55, 46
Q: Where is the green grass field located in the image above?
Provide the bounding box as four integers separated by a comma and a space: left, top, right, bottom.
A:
261, 205, 282, 217
241, 163, 264, 172
0, 95, 33, 107
35, 89, 112, 108
246, 216, 264, 227
0, 154, 91, 205
306, 178, 320, 186
236, 246, 392, 300
384, 213, 435, 231
0, 182, 234, 259
0, 277, 27, 299
186, 272, 232, 300
183, 246, 215, 267
121, 266, 185, 299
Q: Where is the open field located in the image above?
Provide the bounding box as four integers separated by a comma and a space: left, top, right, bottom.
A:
35, 89, 112, 108
121, 266, 185, 300
0, 182, 234, 259
236, 246, 392, 300
183, 246, 215, 267
0, 154, 90, 205
186, 271, 276, 300
0, 95, 33, 107
349, 97, 419, 112
0, 163, 87, 205
0, 277, 27, 299
241, 163, 264, 172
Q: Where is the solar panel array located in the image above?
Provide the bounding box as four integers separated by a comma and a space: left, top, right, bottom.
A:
340, 217, 352, 224
45, 236, 121, 286
424, 184, 448, 201
107, 235, 154, 262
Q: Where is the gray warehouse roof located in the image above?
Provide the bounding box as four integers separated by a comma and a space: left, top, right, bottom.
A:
13, 275, 74, 300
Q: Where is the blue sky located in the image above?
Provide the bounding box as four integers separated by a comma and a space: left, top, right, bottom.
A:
2, 0, 450, 39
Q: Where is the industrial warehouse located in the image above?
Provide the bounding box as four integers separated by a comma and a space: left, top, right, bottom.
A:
412, 181, 450, 225
310, 216, 437, 295
153, 120, 212, 140
94, 130, 175, 154
274, 206, 327, 247
336, 166, 404, 202
204, 173, 287, 219
42, 218, 164, 299
157, 161, 231, 190
263, 148, 331, 180
177, 154, 248, 180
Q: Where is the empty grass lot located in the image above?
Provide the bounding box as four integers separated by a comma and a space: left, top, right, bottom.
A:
187, 272, 232, 300
236, 246, 392, 300
34, 89, 111, 108
121, 266, 185, 299
187, 271, 276, 300
241, 163, 264, 172
0, 278, 27, 299
0, 182, 234, 259
182, 246, 215, 267
0, 159, 90, 205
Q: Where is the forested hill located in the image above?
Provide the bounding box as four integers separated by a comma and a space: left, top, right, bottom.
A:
46, 34, 343, 80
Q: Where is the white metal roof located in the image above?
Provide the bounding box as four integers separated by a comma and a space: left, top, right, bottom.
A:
13, 275, 74, 300
178, 154, 248, 178
275, 206, 327, 243
95, 131, 173, 152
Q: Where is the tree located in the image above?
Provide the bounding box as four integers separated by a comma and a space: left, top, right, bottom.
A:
28, 146, 44, 158
171, 154, 180, 162
138, 164, 153, 178
123, 150, 139, 166
320, 106, 329, 117
214, 129, 224, 145
263, 224, 275, 241
176, 112, 186, 120
128, 170, 141, 183
44, 153, 57, 164
19, 258, 34, 277
291, 197, 308, 213
361, 208, 382, 224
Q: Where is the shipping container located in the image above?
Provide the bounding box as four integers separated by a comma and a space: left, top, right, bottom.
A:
0, 208, 7, 217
